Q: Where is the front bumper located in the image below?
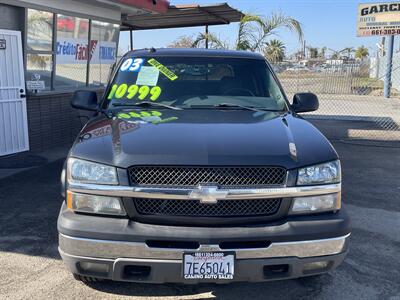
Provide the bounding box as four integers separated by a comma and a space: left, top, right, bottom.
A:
59, 233, 349, 283
58, 203, 350, 283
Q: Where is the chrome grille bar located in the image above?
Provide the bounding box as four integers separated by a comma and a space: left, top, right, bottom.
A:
68, 182, 341, 200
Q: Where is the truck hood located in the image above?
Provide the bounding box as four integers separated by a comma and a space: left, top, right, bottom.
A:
71, 109, 338, 170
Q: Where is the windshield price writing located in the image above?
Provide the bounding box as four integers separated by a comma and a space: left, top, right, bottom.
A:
108, 84, 162, 101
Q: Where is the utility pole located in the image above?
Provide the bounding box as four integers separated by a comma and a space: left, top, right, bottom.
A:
383, 35, 395, 98
130, 29, 133, 51
205, 25, 209, 49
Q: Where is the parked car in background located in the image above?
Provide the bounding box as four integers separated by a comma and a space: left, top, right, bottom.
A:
286, 64, 311, 72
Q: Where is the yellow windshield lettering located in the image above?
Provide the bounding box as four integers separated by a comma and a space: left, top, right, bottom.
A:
110, 84, 162, 101
148, 58, 178, 81
127, 85, 139, 99
138, 85, 150, 100
150, 86, 162, 101
115, 84, 128, 99
107, 84, 118, 100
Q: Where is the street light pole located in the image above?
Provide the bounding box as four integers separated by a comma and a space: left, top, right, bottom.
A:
383, 35, 394, 98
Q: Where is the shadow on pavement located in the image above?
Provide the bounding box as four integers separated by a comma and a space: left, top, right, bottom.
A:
307, 116, 400, 143
0, 125, 399, 298
0, 153, 48, 168
0, 158, 65, 259
82, 274, 331, 299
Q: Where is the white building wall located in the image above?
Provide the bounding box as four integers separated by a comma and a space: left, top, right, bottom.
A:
0, 0, 122, 22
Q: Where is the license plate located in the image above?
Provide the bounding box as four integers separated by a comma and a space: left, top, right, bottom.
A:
183, 252, 234, 280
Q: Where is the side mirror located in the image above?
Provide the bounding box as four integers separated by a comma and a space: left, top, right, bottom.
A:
71, 90, 98, 111
292, 92, 319, 113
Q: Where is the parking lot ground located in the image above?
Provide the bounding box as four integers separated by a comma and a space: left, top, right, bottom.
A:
0, 140, 399, 300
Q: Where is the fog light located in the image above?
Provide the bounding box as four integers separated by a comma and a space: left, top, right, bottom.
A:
302, 261, 330, 273
67, 191, 126, 216
79, 262, 110, 274
290, 193, 341, 214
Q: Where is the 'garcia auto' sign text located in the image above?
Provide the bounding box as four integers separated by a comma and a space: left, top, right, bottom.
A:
357, 2, 400, 36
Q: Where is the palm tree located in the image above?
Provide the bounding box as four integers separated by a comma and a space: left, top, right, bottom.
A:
191, 32, 229, 49
236, 14, 265, 51
307, 46, 318, 59
320, 47, 327, 59
355, 46, 369, 59
328, 48, 341, 59
192, 13, 303, 52
329, 48, 353, 60
264, 39, 286, 62
331, 53, 340, 59
340, 47, 355, 59
168, 35, 195, 48
255, 13, 303, 51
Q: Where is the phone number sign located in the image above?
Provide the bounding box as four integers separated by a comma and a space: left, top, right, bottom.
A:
357, 2, 400, 37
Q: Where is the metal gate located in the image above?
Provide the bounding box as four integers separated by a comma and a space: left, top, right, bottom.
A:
0, 29, 29, 156
274, 57, 400, 143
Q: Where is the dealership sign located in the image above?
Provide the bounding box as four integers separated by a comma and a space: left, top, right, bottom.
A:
56, 38, 116, 64
357, 2, 400, 36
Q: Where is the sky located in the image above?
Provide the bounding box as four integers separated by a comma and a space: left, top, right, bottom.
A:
119, 0, 400, 56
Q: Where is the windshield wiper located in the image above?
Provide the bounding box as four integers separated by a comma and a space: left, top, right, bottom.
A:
112, 101, 182, 110
214, 103, 262, 112
213, 103, 284, 112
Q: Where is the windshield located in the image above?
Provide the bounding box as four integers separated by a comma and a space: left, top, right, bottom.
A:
106, 56, 287, 111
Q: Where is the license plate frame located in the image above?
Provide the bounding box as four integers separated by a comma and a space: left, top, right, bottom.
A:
182, 252, 235, 280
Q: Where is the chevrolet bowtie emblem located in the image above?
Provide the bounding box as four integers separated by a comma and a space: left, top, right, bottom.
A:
189, 185, 228, 204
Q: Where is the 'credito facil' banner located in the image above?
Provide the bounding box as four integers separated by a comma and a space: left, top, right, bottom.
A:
56, 38, 116, 64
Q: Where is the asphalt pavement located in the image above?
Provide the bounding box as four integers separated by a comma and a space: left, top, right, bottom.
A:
0, 140, 399, 300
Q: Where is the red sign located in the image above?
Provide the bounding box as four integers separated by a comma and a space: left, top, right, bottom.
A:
112, 0, 169, 14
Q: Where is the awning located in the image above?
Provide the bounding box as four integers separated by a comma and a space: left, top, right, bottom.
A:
121, 3, 244, 30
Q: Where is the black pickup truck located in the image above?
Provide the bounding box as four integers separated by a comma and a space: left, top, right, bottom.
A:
58, 48, 350, 284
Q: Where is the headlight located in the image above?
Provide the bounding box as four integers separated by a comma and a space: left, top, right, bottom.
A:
67, 158, 118, 185
297, 160, 341, 185
67, 191, 126, 216
289, 193, 341, 214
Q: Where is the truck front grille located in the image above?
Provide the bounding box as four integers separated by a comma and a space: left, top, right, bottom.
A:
128, 166, 287, 187
134, 198, 282, 217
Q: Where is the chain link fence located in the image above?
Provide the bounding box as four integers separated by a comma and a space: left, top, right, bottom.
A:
273, 52, 400, 143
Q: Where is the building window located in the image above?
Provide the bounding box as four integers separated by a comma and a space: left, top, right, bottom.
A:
25, 9, 120, 93
89, 21, 119, 86
26, 9, 54, 91
55, 15, 89, 88
27, 10, 53, 51
26, 54, 52, 91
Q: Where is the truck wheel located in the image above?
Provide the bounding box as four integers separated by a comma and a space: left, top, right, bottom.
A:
73, 273, 104, 283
